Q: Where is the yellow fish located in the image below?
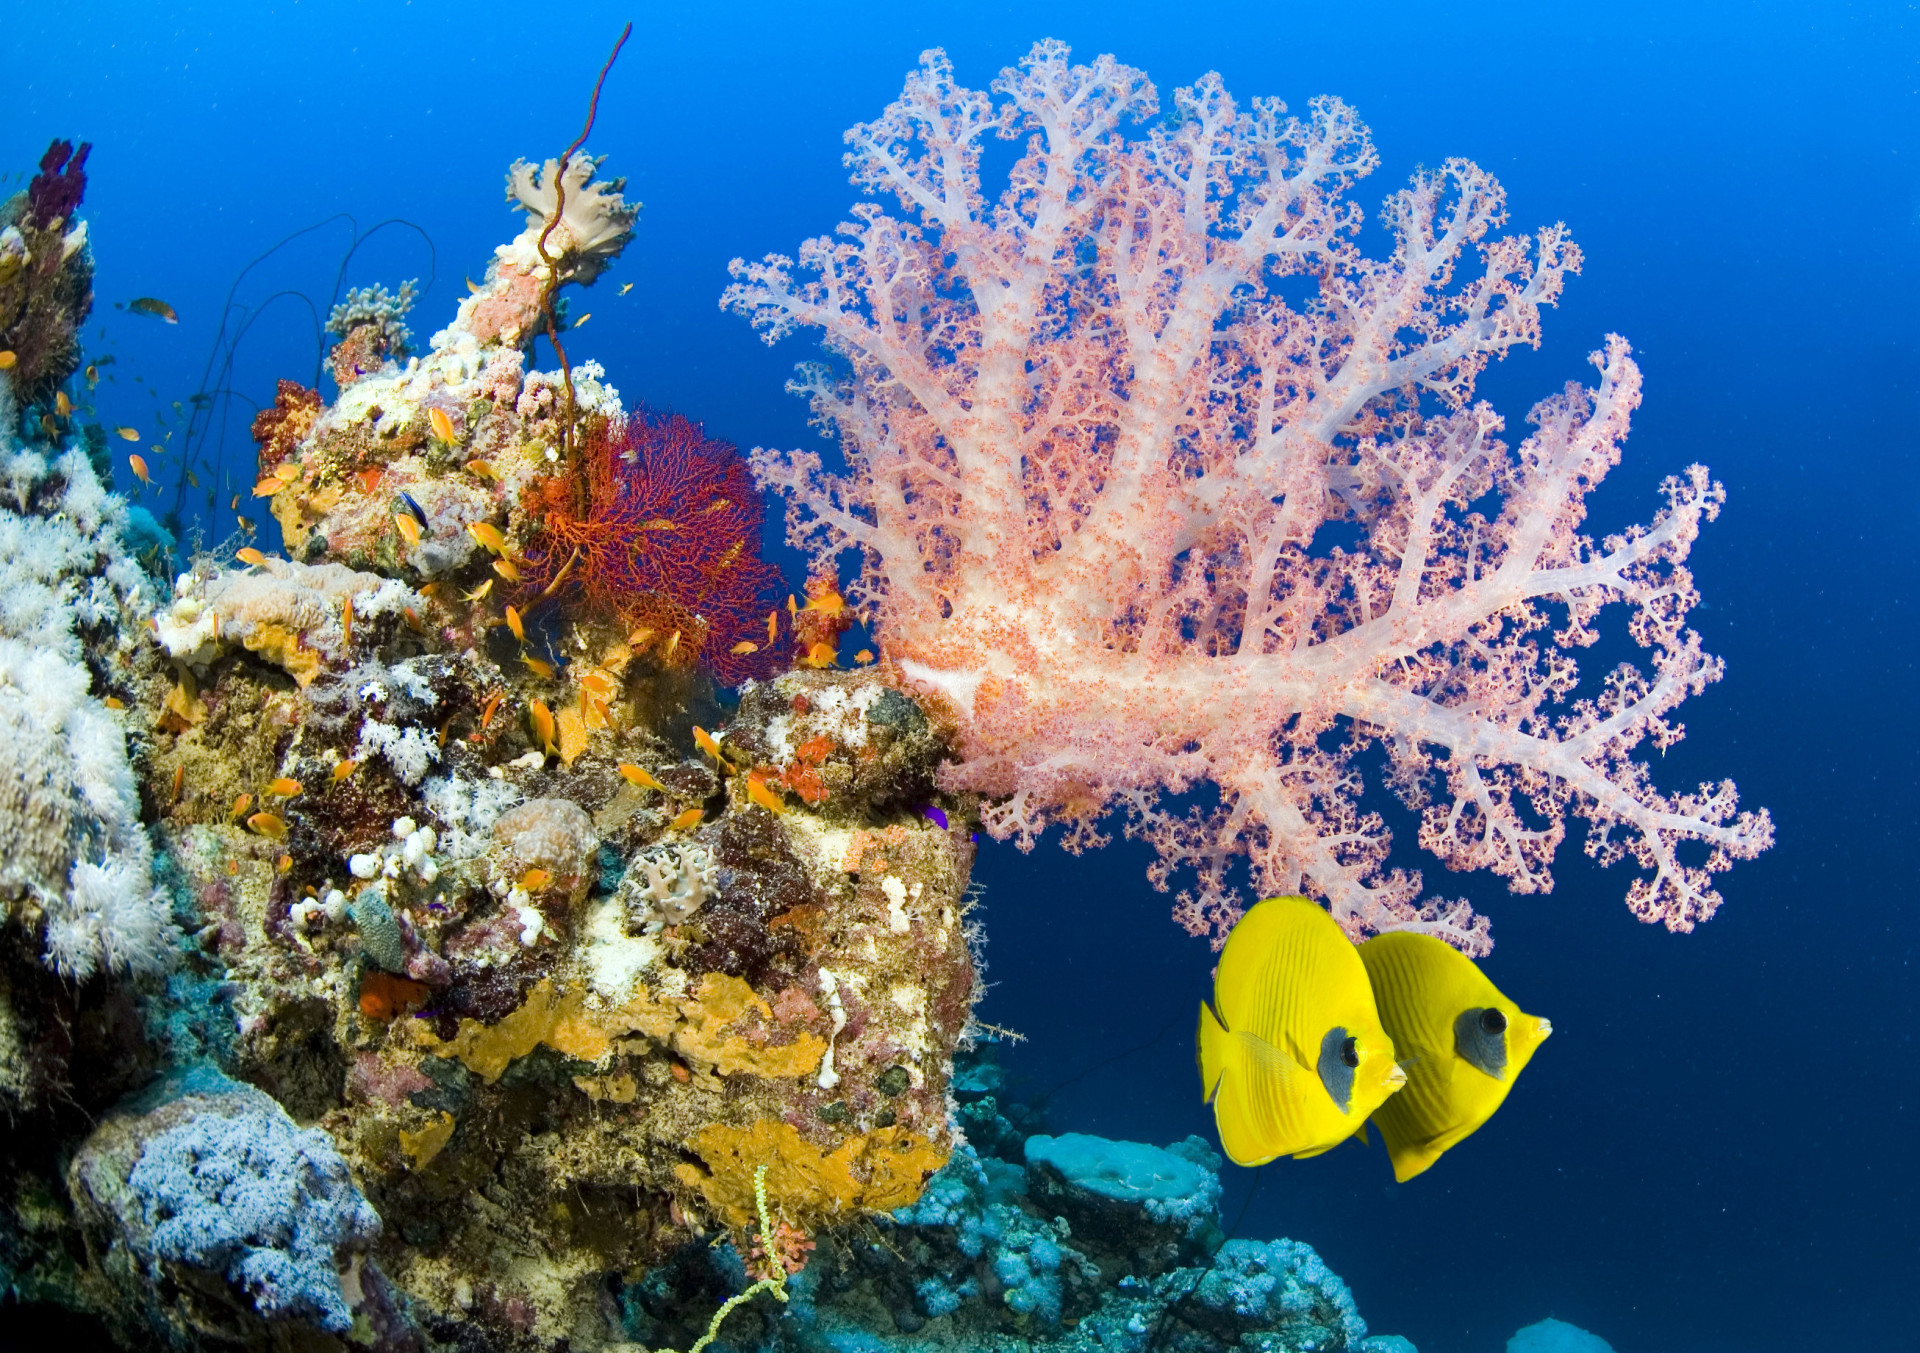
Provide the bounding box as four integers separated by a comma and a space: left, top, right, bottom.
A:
520, 651, 556, 679
246, 812, 288, 838
236, 547, 268, 566
520, 868, 553, 892
492, 557, 521, 583
669, 807, 704, 832
528, 698, 556, 753
332, 759, 359, 783
468, 520, 508, 555
618, 282, 633, 295
428, 407, 455, 442
618, 764, 665, 792
394, 511, 423, 547
1197, 896, 1406, 1167
128, 454, 151, 488
0, 352, 14, 369
504, 604, 525, 643
746, 776, 785, 815
266, 778, 303, 798
1355, 932, 1552, 1182
55, 391, 72, 417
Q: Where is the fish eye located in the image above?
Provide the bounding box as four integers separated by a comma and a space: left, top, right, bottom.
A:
1340, 1036, 1359, 1068
1479, 1008, 1508, 1036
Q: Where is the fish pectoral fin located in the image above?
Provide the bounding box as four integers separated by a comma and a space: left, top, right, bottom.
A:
1211, 1030, 1314, 1168
1351, 1119, 1369, 1146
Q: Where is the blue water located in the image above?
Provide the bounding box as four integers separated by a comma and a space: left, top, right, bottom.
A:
7, 2, 1916, 1350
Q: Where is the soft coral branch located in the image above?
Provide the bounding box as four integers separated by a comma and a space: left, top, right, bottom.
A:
726, 42, 1771, 951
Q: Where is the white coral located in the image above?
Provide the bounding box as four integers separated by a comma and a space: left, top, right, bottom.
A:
503, 154, 637, 284
620, 843, 718, 932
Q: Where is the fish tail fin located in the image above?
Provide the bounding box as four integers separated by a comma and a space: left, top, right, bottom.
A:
1198, 1001, 1232, 1104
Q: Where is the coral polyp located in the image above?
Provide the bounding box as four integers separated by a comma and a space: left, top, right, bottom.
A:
522, 410, 783, 683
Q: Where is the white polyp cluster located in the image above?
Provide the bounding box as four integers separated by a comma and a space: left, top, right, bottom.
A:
290, 889, 349, 932
346, 818, 441, 891
816, 967, 850, 1091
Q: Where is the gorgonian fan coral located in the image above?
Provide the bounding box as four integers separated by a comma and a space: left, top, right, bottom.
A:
522, 411, 782, 684
726, 41, 1773, 952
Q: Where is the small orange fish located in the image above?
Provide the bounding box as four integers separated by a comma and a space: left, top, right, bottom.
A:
803, 641, 839, 669
628, 627, 654, 649
354, 467, 384, 493
171, 764, 185, 804
0, 352, 14, 370
55, 391, 72, 417
480, 691, 503, 730
468, 521, 508, 554
670, 808, 705, 832
767, 610, 778, 645
521, 651, 556, 679
395, 511, 423, 547
116, 425, 140, 442
428, 407, 455, 442
342, 596, 354, 648
229, 495, 241, 511
247, 811, 288, 838
747, 777, 786, 815
103, 695, 127, 710
580, 671, 614, 696
618, 764, 666, 792
693, 726, 725, 764
252, 477, 282, 498
573, 312, 591, 328
230, 793, 254, 819
463, 579, 494, 602
520, 868, 553, 891
237, 547, 268, 566
331, 759, 359, 782
584, 694, 610, 730
505, 604, 525, 643
464, 459, 498, 480
403, 606, 424, 632
128, 454, 151, 488
664, 630, 681, 659
266, 778, 303, 797
528, 698, 556, 754
492, 558, 521, 583
855, 649, 875, 664
418, 580, 444, 599
276, 853, 293, 873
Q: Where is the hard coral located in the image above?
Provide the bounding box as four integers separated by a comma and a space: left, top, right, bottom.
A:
522, 411, 782, 684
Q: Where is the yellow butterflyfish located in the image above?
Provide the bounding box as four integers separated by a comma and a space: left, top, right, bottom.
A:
1355, 932, 1551, 1183
1197, 896, 1406, 1168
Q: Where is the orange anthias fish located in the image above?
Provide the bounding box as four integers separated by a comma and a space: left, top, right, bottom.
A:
528, 698, 556, 754
55, 391, 72, 417
428, 407, 456, 442
332, 759, 359, 783
669, 807, 705, 832
266, 777, 303, 798
693, 726, 725, 765
746, 775, 786, 816
493, 558, 521, 583
128, 455, 151, 488
230, 793, 254, 820
236, 547, 268, 566
116, 426, 140, 442
468, 521, 508, 555
520, 868, 553, 892
520, 651, 556, 679
395, 511, 423, 548
247, 811, 288, 838
479, 691, 504, 730
618, 764, 666, 792
505, 605, 525, 643
731, 640, 758, 655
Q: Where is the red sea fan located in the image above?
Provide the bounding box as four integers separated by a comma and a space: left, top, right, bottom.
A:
523, 411, 784, 684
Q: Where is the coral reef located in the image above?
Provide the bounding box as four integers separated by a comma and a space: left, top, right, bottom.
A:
0, 138, 95, 406
727, 41, 1772, 951
624, 1098, 1414, 1353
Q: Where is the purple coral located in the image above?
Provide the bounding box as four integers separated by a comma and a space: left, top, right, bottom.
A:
26, 139, 91, 228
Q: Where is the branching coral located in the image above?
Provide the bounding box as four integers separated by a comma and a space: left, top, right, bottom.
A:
727, 41, 1773, 951
521, 411, 783, 683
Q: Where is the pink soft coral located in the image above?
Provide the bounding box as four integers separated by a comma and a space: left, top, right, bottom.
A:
725, 42, 1772, 951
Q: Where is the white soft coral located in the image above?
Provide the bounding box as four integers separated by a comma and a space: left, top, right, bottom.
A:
502, 154, 638, 284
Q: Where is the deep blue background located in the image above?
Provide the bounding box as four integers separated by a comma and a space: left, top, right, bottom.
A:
7, 3, 1916, 1351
